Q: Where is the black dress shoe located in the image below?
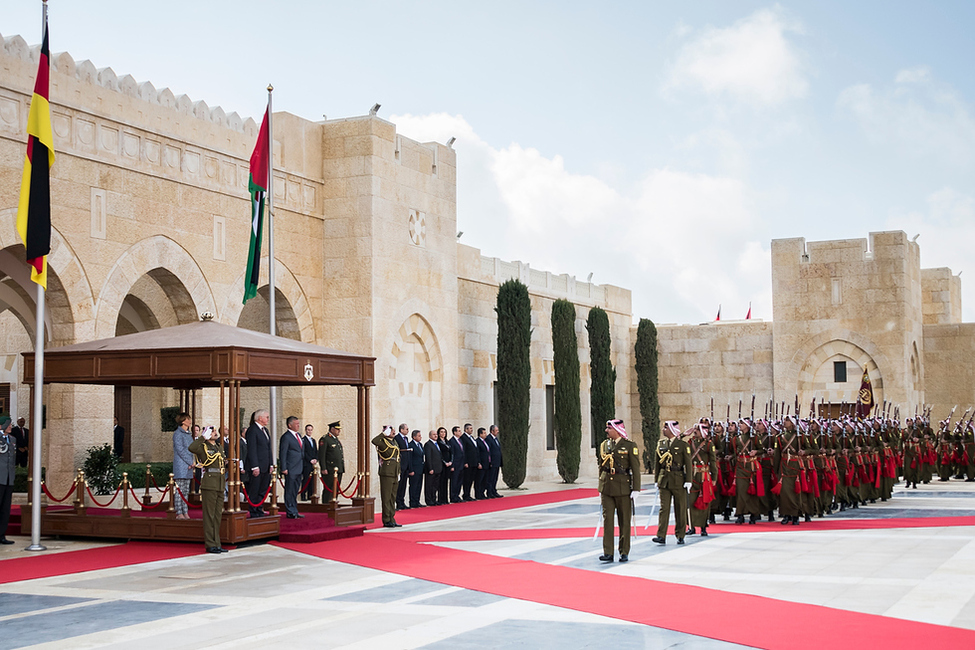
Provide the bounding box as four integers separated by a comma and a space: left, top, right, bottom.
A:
749, 515, 757, 525
0, 538, 14, 545
792, 517, 800, 525
687, 527, 696, 535
651, 537, 666, 545
598, 554, 614, 562
701, 528, 708, 537
207, 547, 222, 554
218, 547, 229, 553
735, 515, 745, 525
804, 514, 811, 522
618, 554, 628, 562
781, 516, 791, 525
677, 538, 685, 545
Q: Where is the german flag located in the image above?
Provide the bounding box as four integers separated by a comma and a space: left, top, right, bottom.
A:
17, 21, 54, 289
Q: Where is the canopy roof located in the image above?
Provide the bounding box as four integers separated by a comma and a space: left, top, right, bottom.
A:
24, 320, 375, 388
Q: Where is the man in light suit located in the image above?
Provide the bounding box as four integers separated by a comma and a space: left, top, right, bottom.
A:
448, 426, 466, 503
279, 416, 305, 518
245, 409, 273, 518
487, 425, 504, 498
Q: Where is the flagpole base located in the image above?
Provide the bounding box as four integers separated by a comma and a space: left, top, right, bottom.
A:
25, 544, 47, 552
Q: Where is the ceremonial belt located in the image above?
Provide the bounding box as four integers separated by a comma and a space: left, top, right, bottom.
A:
206, 467, 223, 473
602, 468, 631, 476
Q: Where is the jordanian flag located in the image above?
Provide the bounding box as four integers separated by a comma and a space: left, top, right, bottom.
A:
243, 106, 270, 304
17, 20, 54, 289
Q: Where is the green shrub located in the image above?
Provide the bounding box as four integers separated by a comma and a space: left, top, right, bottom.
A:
551, 299, 581, 483
635, 318, 660, 472
587, 307, 616, 453
496, 279, 531, 489
117, 462, 174, 489
160, 406, 180, 432
81, 443, 120, 495
13, 466, 45, 493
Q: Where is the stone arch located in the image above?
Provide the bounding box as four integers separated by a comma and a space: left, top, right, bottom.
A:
794, 338, 885, 409
94, 236, 216, 339
0, 209, 94, 346
222, 258, 316, 343
384, 311, 444, 430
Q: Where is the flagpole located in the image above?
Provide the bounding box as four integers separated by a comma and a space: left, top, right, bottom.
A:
266, 84, 278, 455
27, 0, 49, 553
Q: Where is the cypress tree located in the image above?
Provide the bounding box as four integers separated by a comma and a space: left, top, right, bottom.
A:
586, 306, 616, 453
635, 318, 660, 472
551, 299, 582, 482
496, 279, 531, 488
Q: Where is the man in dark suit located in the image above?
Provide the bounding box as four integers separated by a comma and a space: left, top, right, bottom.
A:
244, 409, 273, 518
279, 416, 305, 518
475, 427, 491, 499
12, 418, 28, 468
300, 424, 318, 501
461, 423, 478, 501
394, 423, 412, 510
437, 428, 451, 505
407, 430, 426, 508
112, 417, 125, 460
424, 429, 443, 507
448, 426, 466, 503
487, 425, 504, 498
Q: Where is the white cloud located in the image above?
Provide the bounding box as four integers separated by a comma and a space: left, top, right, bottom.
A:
667, 8, 807, 107
392, 113, 772, 324
887, 188, 975, 322
837, 69, 975, 163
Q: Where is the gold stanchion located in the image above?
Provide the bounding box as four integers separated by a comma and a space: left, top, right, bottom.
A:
166, 473, 176, 519
121, 473, 131, 517
310, 464, 321, 505
75, 471, 87, 515
269, 473, 279, 516
143, 464, 153, 506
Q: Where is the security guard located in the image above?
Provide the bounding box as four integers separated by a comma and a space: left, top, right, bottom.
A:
188, 426, 227, 554
598, 418, 641, 562
319, 420, 345, 503
371, 426, 402, 527
654, 421, 692, 545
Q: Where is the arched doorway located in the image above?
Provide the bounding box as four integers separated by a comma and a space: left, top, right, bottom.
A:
387, 314, 444, 431
796, 339, 884, 416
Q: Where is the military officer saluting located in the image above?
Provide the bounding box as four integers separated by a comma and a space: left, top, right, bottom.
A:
371, 425, 402, 528
319, 420, 345, 503
598, 419, 641, 563
188, 426, 227, 554
654, 421, 692, 545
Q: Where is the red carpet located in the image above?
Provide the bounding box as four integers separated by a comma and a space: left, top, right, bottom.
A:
366, 488, 598, 528
0, 541, 200, 585
278, 533, 975, 650
388, 516, 975, 543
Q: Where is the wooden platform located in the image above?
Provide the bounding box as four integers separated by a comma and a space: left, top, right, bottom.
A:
19, 507, 279, 545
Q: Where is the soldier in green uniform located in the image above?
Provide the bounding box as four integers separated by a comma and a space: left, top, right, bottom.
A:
597, 419, 641, 562
319, 420, 345, 503
653, 421, 691, 545
371, 426, 402, 527
686, 422, 716, 536
188, 426, 227, 554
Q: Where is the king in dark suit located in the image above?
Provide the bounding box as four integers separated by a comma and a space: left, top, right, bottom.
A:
244, 409, 273, 518
279, 416, 305, 518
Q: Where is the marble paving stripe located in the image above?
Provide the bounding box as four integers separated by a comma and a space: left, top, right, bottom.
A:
0, 600, 215, 650
0, 592, 93, 618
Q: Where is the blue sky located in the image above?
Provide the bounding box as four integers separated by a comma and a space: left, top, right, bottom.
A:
5, 1, 975, 323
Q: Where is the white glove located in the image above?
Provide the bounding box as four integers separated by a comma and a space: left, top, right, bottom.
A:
629, 490, 639, 499
683, 481, 692, 491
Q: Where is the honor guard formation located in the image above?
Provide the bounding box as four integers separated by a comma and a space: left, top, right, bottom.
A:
598, 399, 975, 561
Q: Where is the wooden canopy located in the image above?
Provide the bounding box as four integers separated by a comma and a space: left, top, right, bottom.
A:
23, 319, 375, 389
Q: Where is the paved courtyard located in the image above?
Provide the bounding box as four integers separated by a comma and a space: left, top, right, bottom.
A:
1, 480, 973, 649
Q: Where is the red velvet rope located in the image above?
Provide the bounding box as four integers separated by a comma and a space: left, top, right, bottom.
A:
173, 483, 203, 509
319, 473, 359, 497
41, 481, 77, 503
147, 471, 167, 493
131, 484, 169, 509
84, 483, 123, 508
239, 477, 275, 508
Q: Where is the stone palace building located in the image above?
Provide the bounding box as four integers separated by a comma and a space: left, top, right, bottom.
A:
1, 33, 972, 490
